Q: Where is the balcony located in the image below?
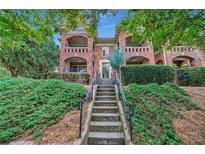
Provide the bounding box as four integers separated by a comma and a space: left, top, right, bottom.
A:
171, 46, 196, 52
125, 47, 149, 52
64, 47, 88, 53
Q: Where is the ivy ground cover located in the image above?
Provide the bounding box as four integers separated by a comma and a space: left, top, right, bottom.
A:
0, 77, 86, 144
124, 82, 198, 144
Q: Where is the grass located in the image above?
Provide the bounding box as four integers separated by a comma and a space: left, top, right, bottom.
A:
124, 82, 198, 145
0, 77, 87, 144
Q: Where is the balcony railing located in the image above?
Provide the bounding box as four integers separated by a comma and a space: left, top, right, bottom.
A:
125, 47, 149, 52
171, 46, 196, 52
64, 47, 88, 53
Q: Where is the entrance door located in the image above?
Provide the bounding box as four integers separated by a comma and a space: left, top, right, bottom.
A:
101, 62, 110, 79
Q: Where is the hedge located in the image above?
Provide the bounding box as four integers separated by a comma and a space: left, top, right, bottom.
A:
0, 77, 87, 143
121, 65, 175, 85
176, 67, 205, 86
49, 72, 90, 84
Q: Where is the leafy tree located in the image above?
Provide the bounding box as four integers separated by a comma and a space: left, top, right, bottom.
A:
120, 10, 205, 51
0, 37, 59, 78
108, 46, 127, 74
22, 38, 59, 79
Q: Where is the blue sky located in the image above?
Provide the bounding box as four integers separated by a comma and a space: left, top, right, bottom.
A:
54, 10, 128, 46
98, 10, 128, 38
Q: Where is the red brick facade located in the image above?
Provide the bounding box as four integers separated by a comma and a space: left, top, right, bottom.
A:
59, 30, 205, 78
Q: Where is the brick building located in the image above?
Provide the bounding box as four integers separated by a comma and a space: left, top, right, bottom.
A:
59, 27, 205, 79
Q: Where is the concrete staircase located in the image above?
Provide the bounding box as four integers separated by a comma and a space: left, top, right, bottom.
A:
87, 85, 125, 145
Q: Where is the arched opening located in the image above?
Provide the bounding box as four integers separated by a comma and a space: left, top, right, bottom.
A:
172, 56, 196, 67
66, 36, 88, 47
64, 57, 87, 72
156, 60, 164, 65
126, 56, 149, 65
125, 36, 146, 47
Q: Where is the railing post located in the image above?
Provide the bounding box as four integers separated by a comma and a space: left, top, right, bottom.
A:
128, 104, 134, 141
79, 100, 83, 138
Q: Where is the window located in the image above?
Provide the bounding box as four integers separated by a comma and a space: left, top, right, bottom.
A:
102, 47, 109, 57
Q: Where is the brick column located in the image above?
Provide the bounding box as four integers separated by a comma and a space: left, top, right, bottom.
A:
59, 35, 66, 72
87, 36, 94, 76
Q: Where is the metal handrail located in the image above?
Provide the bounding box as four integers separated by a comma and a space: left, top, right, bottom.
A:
113, 71, 134, 141
78, 71, 98, 138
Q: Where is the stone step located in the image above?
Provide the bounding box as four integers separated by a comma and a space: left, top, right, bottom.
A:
97, 88, 115, 92
91, 113, 120, 122
87, 132, 125, 145
95, 96, 116, 101
94, 101, 117, 106
93, 106, 118, 113
96, 92, 116, 96
90, 121, 123, 132
98, 85, 114, 88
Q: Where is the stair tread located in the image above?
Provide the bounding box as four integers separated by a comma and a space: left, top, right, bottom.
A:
95, 100, 117, 103
88, 132, 124, 139
90, 121, 122, 126
93, 106, 118, 109
95, 96, 116, 98
97, 88, 115, 89
96, 92, 115, 93
92, 113, 120, 116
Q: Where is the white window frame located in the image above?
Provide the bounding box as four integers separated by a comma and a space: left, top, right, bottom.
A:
102, 47, 109, 57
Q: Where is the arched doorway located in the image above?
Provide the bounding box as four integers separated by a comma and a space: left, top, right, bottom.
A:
172, 56, 196, 67
66, 36, 88, 47
64, 57, 87, 72
126, 56, 149, 65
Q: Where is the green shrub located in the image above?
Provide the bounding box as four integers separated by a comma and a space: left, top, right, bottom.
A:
176, 67, 205, 86
124, 83, 198, 144
0, 67, 10, 77
121, 65, 175, 85
0, 77, 87, 143
49, 72, 90, 84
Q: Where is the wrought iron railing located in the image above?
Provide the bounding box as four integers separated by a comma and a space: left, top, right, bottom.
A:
112, 71, 134, 141
78, 71, 99, 138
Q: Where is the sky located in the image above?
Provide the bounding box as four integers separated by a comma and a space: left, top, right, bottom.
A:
98, 10, 128, 38
54, 10, 128, 46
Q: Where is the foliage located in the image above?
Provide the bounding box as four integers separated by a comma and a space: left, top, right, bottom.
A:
0, 37, 59, 78
120, 10, 205, 51
124, 83, 198, 144
0, 66, 10, 77
0, 77, 87, 144
121, 65, 175, 85
0, 10, 115, 47
49, 72, 90, 84
108, 46, 127, 72
176, 67, 205, 86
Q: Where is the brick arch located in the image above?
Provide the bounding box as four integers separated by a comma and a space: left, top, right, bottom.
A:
125, 35, 146, 47
126, 56, 149, 65
63, 54, 89, 63
172, 55, 197, 67
64, 34, 89, 41
172, 55, 196, 61
65, 35, 88, 47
